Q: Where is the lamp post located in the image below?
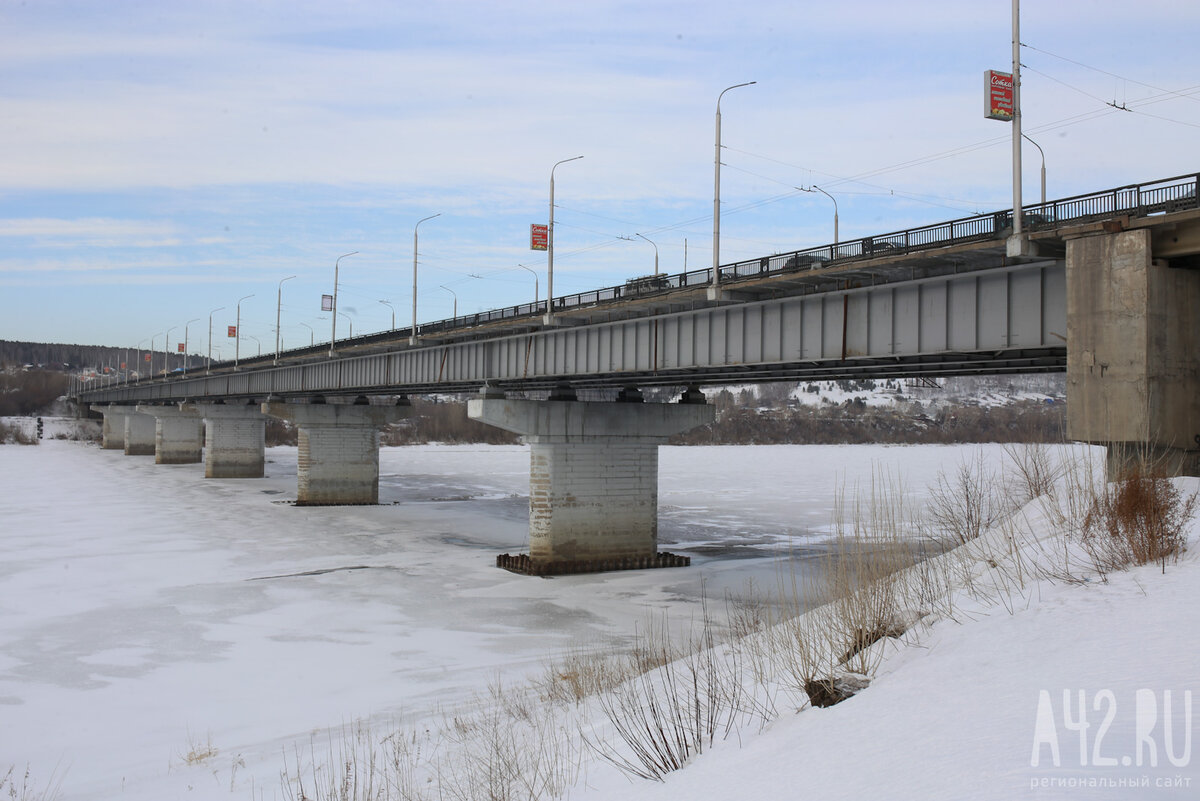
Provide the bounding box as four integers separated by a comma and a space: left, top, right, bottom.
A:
150, 332, 163, 378
635, 233, 660, 275
1010, 0, 1023, 239
438, 285, 457, 319
246, 334, 261, 357
411, 215, 440, 345
136, 338, 148, 379
235, 294, 254, 369
517, 264, 538, 308
164, 326, 176, 376
275, 275, 296, 364
299, 321, 314, 346
183, 318, 199, 373
330, 252, 358, 357
338, 312, 353, 340
1022, 133, 1046, 206
378, 299, 395, 330
207, 306, 224, 375
811, 185, 839, 246
546, 156, 583, 325
713, 81, 755, 291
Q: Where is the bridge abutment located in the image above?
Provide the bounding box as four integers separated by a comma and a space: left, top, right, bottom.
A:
194, 402, 267, 478
1067, 228, 1200, 476
136, 404, 204, 464
467, 391, 713, 574
262, 399, 410, 505
90, 404, 132, 450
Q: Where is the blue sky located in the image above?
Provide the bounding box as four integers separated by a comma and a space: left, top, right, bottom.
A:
2, 0, 1198, 356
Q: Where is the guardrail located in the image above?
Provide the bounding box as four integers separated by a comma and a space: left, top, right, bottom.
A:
80, 170, 1198, 395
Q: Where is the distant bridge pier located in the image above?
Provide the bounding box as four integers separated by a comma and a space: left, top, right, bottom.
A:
90, 404, 132, 450
137, 404, 204, 464
1067, 226, 1200, 476
193, 401, 267, 478
468, 387, 714, 574
262, 398, 411, 505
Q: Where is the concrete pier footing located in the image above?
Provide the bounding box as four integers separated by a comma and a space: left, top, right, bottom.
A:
262, 399, 411, 505
137, 404, 204, 464
468, 393, 714, 572
193, 402, 267, 478
1067, 228, 1200, 477
90, 404, 132, 450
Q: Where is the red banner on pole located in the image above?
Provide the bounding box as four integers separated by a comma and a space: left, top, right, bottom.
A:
144, 353, 151, 362
530, 224, 548, 251
227, 326, 237, 338
177, 343, 185, 353
984, 70, 1014, 121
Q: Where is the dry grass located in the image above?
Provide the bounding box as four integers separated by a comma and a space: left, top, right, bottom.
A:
1081, 462, 1197, 574
0, 765, 63, 801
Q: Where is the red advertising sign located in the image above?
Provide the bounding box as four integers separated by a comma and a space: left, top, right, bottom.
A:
530, 224, 549, 251
227, 326, 237, 338
985, 70, 1014, 121
144, 353, 152, 362
177, 343, 185, 353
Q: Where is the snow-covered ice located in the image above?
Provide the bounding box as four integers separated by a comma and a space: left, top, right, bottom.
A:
1, 432, 1197, 800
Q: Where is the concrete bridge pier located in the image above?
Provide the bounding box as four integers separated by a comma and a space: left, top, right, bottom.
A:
121, 408, 158, 456
467, 387, 714, 574
262, 397, 411, 505
136, 404, 204, 464
193, 401, 267, 478
1067, 227, 1200, 477
90, 404, 133, 450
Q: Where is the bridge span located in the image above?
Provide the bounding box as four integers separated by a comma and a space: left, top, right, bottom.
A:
72, 171, 1200, 574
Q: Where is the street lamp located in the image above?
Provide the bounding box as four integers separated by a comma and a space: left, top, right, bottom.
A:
546, 155, 583, 325
164, 326, 176, 376
150, 332, 163, 378
378, 299, 395, 330
183, 318, 200, 374
299, 321, 314, 346
517, 264, 538, 308
411, 215, 440, 346
338, 311, 353, 340
275, 275, 296, 364
136, 338, 149, 380
439, 285, 457, 319
712, 81, 755, 291
331, 252, 358, 357
635, 233, 660, 275
207, 306, 224, 375
1022, 133, 1046, 206
803, 185, 839, 246
246, 334, 261, 357
235, 294, 254, 369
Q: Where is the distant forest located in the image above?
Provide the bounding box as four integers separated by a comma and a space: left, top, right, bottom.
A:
0, 340, 188, 372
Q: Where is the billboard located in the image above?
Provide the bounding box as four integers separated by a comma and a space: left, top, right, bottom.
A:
177, 343, 185, 353
530, 224, 548, 251
321, 294, 334, 311
985, 70, 1014, 121
227, 325, 237, 338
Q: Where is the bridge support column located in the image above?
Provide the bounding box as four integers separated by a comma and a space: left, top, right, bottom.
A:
1067, 228, 1200, 476
194, 402, 267, 478
262, 398, 411, 505
136, 404, 204, 464
90, 404, 133, 450
467, 391, 714, 574
121, 409, 158, 456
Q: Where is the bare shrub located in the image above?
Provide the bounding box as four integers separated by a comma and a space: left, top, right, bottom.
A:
1081, 464, 1197, 573
1004, 442, 1064, 504
926, 451, 1006, 545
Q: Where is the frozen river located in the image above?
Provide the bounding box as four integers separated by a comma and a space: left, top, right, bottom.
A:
0, 437, 1028, 799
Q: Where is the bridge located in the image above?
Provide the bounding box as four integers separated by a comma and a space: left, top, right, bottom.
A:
72, 171, 1200, 574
